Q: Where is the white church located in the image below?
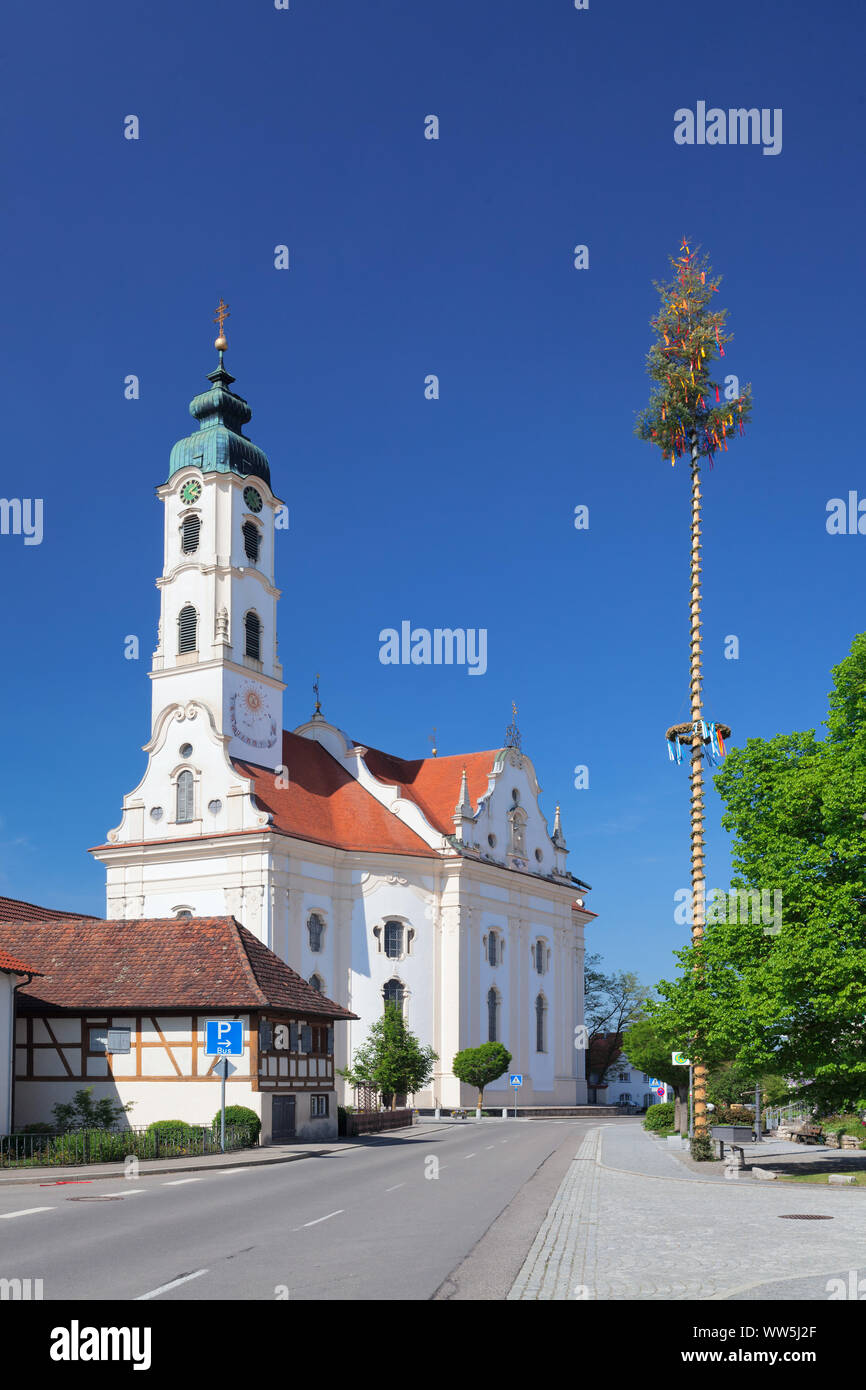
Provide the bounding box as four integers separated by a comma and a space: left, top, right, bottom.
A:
90, 320, 596, 1110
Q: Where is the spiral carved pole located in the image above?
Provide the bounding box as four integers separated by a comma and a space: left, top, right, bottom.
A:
688, 433, 708, 1143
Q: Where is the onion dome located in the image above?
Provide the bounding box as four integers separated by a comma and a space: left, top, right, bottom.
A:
168, 352, 271, 486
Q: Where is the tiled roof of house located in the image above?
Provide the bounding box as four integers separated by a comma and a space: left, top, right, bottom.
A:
0, 895, 96, 923
0, 916, 356, 1019
0, 948, 41, 976
361, 746, 498, 835
233, 730, 438, 857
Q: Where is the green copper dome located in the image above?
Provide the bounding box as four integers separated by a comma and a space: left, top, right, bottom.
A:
168, 357, 271, 485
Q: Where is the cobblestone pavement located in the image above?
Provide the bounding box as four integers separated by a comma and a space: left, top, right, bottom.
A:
508, 1122, 866, 1300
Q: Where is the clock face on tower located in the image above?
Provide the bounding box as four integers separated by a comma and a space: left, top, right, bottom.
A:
243, 486, 263, 514
230, 680, 278, 749
180, 479, 202, 504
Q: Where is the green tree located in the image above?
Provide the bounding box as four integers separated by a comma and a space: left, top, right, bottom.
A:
452, 1042, 512, 1109
339, 1006, 437, 1109
622, 1015, 693, 1134
52, 1087, 133, 1133
646, 635, 866, 1116
585, 953, 652, 1084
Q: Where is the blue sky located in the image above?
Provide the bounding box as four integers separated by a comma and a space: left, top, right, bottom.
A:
2, 0, 864, 991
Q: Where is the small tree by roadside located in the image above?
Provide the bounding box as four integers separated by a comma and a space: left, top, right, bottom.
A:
51, 1087, 133, 1133
452, 1042, 512, 1110
340, 1005, 438, 1109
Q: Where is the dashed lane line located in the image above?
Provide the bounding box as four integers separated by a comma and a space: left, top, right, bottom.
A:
302, 1209, 343, 1228
163, 1179, 202, 1186
0, 1206, 54, 1219
136, 1269, 209, 1301
385, 1183, 405, 1192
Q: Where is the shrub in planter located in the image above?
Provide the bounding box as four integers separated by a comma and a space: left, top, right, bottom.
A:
212, 1105, 261, 1145
643, 1101, 675, 1132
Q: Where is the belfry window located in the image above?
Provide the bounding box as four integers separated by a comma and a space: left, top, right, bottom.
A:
178, 605, 197, 654
181, 515, 200, 555
176, 770, 194, 823
535, 995, 547, 1053
244, 611, 261, 660
242, 522, 260, 564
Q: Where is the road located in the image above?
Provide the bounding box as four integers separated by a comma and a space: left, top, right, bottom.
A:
0, 1119, 591, 1301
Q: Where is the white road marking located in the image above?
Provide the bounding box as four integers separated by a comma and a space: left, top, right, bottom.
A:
136, 1269, 208, 1300
385, 1183, 405, 1192
212, 1169, 247, 1175
122, 1190, 147, 1196
303, 1209, 343, 1228
464, 1153, 477, 1159
485, 1145, 495, 1150
0, 1206, 54, 1219
162, 1179, 202, 1186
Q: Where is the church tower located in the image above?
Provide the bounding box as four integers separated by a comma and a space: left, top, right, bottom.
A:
150, 305, 285, 766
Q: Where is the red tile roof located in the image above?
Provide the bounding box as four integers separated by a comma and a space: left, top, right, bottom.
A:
361, 746, 498, 835
233, 731, 438, 857
0, 948, 41, 976
0, 916, 356, 1019
0, 895, 96, 923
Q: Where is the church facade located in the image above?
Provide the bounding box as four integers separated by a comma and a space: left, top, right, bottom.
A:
91, 328, 595, 1109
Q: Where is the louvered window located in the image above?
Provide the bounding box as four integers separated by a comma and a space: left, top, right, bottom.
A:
488, 932, 498, 966
535, 940, 545, 974
242, 521, 260, 563
181, 515, 200, 554
178, 605, 197, 654
536, 995, 547, 1053
176, 769, 194, 823
244, 611, 261, 660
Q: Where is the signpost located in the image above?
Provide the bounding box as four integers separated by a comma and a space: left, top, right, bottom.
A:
670, 1051, 692, 1139
509, 1074, 522, 1121
205, 1021, 245, 1152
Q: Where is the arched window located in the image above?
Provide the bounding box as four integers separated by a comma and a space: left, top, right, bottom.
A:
242, 521, 260, 563
383, 978, 404, 1013
535, 940, 545, 974
487, 988, 499, 1042
384, 922, 403, 959
309, 973, 324, 993
176, 769, 194, 823
178, 605, 197, 654
244, 611, 261, 660
307, 913, 323, 953
487, 932, 498, 966
535, 994, 547, 1053
181, 515, 200, 554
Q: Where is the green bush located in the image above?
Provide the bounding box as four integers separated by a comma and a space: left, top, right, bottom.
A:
212, 1105, 260, 1145
643, 1101, 675, 1132
145, 1120, 197, 1140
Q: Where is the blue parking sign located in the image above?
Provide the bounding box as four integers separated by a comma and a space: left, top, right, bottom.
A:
509, 1074, 523, 1088
205, 1019, 244, 1057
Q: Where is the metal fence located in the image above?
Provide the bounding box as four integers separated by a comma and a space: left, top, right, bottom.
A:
763, 1103, 812, 1132
0, 1124, 257, 1168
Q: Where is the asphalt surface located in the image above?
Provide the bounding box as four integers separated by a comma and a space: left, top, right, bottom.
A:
0, 1119, 595, 1302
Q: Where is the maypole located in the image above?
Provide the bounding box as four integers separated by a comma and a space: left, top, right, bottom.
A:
635, 238, 752, 1158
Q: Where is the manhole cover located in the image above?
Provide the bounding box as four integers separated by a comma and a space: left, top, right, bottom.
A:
67, 1195, 124, 1202
778, 1213, 833, 1220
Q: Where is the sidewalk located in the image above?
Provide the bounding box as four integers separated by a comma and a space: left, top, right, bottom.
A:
0, 1122, 442, 1186
508, 1120, 866, 1300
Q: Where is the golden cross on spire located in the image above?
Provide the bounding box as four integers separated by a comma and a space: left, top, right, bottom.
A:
429, 727, 437, 758
213, 298, 230, 350
313, 672, 321, 715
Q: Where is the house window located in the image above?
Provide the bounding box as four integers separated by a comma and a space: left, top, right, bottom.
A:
535, 995, 547, 1052
311, 1095, 329, 1118
242, 521, 261, 563
307, 913, 324, 952
176, 769, 194, 823
244, 611, 261, 660
487, 988, 499, 1042
487, 932, 498, 966
383, 978, 404, 1012
618, 1071, 630, 1083
89, 1027, 131, 1054
181, 515, 200, 554
309, 974, 324, 993
259, 1020, 273, 1052
178, 604, 197, 654
384, 921, 403, 959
